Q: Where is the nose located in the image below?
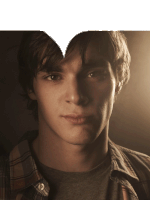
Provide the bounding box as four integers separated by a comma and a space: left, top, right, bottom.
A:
65, 78, 89, 106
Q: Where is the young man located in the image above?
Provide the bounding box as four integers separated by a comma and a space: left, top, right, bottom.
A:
0, 31, 150, 199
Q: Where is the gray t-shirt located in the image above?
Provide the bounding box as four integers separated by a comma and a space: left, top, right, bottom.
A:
37, 153, 123, 200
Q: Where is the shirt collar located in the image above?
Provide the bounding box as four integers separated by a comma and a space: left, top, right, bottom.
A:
9, 137, 49, 195
108, 139, 139, 181
9, 131, 139, 195
108, 139, 140, 198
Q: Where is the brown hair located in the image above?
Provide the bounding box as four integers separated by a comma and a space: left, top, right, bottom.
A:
18, 31, 131, 120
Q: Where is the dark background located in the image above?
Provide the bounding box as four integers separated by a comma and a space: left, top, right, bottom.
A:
0, 31, 150, 155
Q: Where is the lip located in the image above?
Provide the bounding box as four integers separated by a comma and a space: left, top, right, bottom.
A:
62, 114, 91, 125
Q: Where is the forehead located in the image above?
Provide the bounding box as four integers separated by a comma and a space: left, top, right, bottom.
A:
84, 39, 103, 62
60, 40, 109, 69
40, 38, 110, 74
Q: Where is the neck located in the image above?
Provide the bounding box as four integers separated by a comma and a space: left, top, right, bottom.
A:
32, 125, 109, 172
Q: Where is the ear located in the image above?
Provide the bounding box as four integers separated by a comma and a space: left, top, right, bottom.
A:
27, 89, 37, 100
115, 81, 122, 94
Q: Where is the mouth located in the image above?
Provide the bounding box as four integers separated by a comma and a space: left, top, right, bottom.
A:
62, 114, 91, 125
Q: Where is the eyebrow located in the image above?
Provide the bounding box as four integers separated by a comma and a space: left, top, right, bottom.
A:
39, 57, 109, 74
40, 64, 63, 73
82, 58, 109, 70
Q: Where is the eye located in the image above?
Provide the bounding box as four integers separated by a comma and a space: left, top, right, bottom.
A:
44, 74, 62, 81
87, 70, 107, 79
87, 71, 98, 78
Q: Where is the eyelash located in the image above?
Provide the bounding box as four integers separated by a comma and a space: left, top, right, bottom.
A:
86, 70, 108, 79
44, 73, 62, 81
43, 70, 108, 82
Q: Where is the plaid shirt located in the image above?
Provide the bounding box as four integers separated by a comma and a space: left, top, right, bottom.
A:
0, 131, 150, 200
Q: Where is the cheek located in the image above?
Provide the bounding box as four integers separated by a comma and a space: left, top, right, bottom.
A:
34, 83, 64, 118
91, 81, 116, 119
104, 82, 116, 103
89, 80, 116, 104
99, 82, 116, 116
34, 84, 55, 110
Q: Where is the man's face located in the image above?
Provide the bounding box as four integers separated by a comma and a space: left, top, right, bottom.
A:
30, 40, 117, 145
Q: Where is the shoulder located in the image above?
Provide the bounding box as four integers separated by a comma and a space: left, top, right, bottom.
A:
115, 143, 150, 179
109, 140, 150, 196
0, 153, 9, 173
117, 144, 150, 166
109, 139, 150, 167
0, 153, 10, 178
0, 153, 10, 196
109, 139, 150, 175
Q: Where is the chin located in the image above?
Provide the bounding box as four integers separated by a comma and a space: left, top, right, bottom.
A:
63, 128, 100, 145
